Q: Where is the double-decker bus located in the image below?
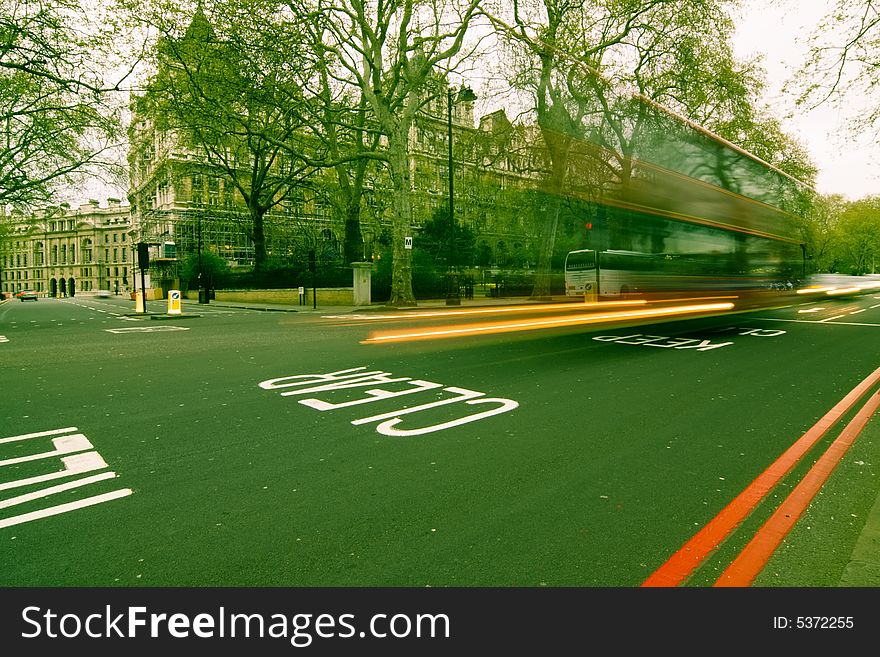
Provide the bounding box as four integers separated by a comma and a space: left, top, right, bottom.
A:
552, 78, 813, 303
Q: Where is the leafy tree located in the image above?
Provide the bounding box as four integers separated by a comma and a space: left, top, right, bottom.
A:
0, 0, 126, 210
178, 249, 229, 287
831, 196, 880, 275
415, 205, 476, 267
136, 0, 320, 273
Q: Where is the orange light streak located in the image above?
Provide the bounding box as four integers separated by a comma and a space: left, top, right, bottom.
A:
340, 300, 647, 321
362, 302, 735, 344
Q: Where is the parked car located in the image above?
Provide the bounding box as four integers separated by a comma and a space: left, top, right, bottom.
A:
94, 290, 112, 298
19, 290, 38, 301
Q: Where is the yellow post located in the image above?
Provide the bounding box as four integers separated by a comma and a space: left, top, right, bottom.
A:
167, 289, 182, 315
135, 291, 145, 313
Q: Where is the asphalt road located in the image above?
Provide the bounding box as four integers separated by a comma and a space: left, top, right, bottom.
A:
2, 292, 880, 587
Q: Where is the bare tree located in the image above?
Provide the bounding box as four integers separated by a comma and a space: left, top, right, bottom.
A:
0, 0, 129, 210
790, 0, 880, 133
307, 0, 482, 306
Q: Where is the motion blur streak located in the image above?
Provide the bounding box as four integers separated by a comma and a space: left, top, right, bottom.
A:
362, 302, 734, 344
796, 287, 833, 294
337, 300, 647, 321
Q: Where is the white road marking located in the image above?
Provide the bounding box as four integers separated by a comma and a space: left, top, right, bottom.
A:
850, 309, 867, 315
755, 318, 880, 327
0, 489, 133, 529
0, 452, 108, 492
0, 428, 132, 529
0, 426, 79, 444
0, 471, 117, 510
0, 336, 8, 343
104, 325, 189, 333
0, 433, 92, 466
819, 315, 847, 322
261, 367, 519, 437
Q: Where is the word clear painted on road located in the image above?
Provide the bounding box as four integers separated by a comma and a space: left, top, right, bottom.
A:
259, 366, 518, 437
104, 325, 190, 334
0, 335, 8, 343
593, 327, 787, 351
0, 427, 132, 529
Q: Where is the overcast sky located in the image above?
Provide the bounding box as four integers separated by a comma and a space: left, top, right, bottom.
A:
732, 0, 878, 200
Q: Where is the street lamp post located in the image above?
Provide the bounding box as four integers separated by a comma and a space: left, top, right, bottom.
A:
446, 87, 460, 306
197, 212, 208, 304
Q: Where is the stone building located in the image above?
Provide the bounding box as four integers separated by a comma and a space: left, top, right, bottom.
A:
0, 199, 132, 299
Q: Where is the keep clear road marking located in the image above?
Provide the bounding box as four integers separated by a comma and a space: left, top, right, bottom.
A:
0, 426, 132, 529
104, 325, 190, 334
0, 336, 8, 343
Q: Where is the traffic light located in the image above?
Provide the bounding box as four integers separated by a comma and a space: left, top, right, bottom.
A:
137, 242, 149, 269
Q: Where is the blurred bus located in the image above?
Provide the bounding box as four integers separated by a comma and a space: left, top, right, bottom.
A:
565, 246, 801, 299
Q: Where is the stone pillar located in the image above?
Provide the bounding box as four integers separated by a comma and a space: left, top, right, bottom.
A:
351, 262, 373, 306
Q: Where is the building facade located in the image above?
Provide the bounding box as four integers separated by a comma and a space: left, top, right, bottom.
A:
0, 199, 133, 298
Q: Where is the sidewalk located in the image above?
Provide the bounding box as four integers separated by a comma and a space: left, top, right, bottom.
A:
179, 294, 570, 315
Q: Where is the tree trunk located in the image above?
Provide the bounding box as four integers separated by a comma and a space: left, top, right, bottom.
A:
251, 203, 267, 273
386, 130, 416, 307
343, 201, 363, 263
530, 129, 571, 299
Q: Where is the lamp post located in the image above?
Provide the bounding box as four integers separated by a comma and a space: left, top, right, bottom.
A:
446, 87, 460, 306
197, 212, 209, 304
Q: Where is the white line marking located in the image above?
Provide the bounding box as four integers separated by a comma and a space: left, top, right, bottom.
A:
0, 489, 133, 529
0, 472, 116, 510
870, 303, 880, 309
0, 434, 92, 466
104, 326, 189, 333
819, 315, 846, 322
850, 309, 867, 315
755, 318, 880, 327
0, 452, 109, 492
0, 427, 78, 445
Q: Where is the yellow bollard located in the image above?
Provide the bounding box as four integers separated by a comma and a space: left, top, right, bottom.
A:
135, 291, 145, 313
167, 289, 182, 315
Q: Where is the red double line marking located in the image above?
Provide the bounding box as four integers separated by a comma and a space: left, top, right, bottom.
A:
643, 365, 880, 587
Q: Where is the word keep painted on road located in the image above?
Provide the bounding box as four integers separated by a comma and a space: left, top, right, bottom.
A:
0, 427, 132, 529
593, 327, 786, 351
259, 366, 518, 436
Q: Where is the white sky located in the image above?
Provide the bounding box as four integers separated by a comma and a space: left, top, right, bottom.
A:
732, 0, 879, 200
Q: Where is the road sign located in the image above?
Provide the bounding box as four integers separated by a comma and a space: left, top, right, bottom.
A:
405, 236, 413, 249
168, 289, 182, 315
